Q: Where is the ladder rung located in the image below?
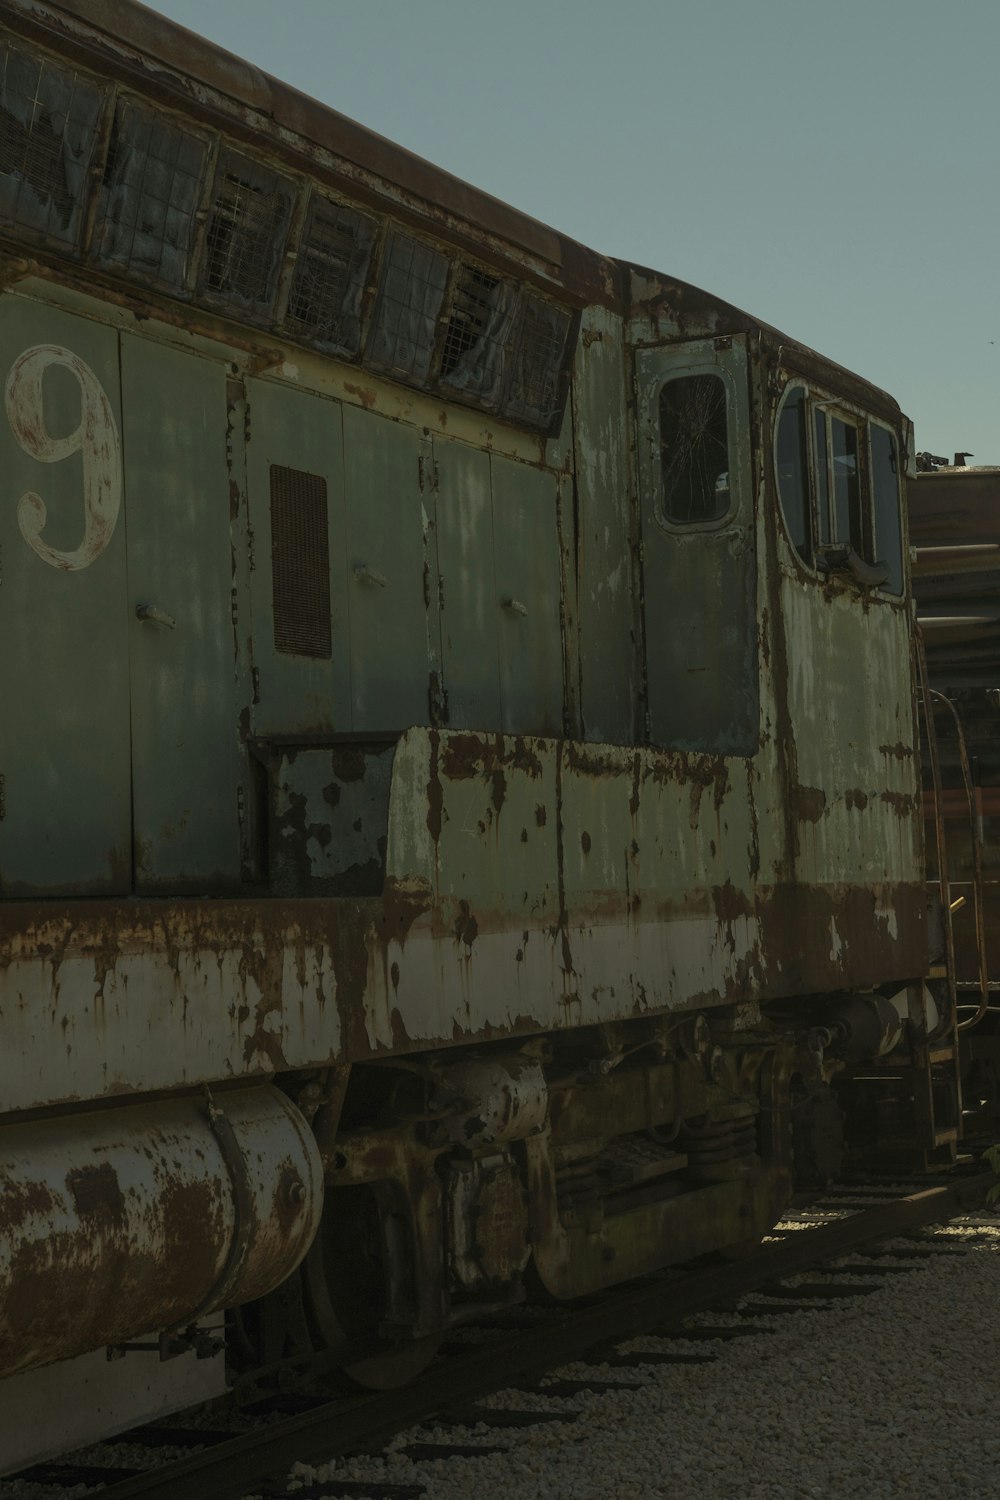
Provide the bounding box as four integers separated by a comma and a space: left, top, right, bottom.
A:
928, 1047, 958, 1064
933, 1128, 958, 1146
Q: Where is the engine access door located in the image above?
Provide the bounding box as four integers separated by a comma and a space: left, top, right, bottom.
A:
635, 336, 758, 755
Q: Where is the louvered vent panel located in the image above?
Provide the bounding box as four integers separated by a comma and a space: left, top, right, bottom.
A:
202, 148, 293, 315
95, 98, 207, 287
270, 465, 332, 659
0, 41, 104, 245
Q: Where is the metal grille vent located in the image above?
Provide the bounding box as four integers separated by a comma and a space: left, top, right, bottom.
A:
284, 195, 376, 355
0, 42, 103, 245
202, 149, 293, 314
95, 99, 207, 288
270, 465, 332, 659
440, 264, 514, 406
368, 231, 448, 382
505, 293, 572, 429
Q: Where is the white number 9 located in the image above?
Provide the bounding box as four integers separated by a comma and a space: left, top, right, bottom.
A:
4, 343, 122, 572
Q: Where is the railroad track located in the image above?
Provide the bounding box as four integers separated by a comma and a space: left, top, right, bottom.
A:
5, 1165, 994, 1500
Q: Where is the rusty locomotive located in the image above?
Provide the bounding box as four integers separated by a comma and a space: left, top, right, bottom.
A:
0, 0, 963, 1470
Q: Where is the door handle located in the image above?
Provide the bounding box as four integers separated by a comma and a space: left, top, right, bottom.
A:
135, 603, 176, 629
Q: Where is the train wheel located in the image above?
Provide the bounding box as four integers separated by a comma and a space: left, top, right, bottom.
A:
301, 1184, 440, 1390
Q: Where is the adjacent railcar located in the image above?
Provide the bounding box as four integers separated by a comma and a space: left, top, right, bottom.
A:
0, 0, 941, 1469
909, 461, 1000, 1129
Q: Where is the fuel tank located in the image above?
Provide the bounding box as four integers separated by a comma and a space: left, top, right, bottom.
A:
0, 1085, 323, 1378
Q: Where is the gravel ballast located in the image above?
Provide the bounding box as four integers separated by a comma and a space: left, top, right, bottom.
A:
269, 1211, 1000, 1500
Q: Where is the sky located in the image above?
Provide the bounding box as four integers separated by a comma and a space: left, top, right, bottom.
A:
142, 0, 1000, 464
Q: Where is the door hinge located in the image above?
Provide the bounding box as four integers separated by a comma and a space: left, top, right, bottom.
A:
230, 586, 239, 630
247, 527, 256, 572
244, 403, 251, 445
236, 785, 246, 827
0, 773, 6, 822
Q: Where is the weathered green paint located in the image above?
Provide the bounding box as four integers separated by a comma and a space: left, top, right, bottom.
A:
342, 404, 430, 732
636, 336, 759, 755
245, 376, 350, 736
432, 436, 501, 731
0, 296, 131, 895
122, 335, 243, 892
490, 454, 563, 736
572, 305, 637, 743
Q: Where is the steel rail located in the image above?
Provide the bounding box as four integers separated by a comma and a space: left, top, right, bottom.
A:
80, 1169, 995, 1500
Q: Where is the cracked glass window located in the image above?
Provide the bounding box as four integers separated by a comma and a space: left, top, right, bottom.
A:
439, 263, 515, 406
505, 291, 571, 429
659, 373, 731, 525
0, 41, 104, 246
284, 194, 377, 355
94, 98, 207, 288
368, 231, 449, 382
201, 148, 294, 315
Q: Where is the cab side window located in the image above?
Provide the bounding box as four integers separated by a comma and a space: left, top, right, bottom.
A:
774, 382, 904, 596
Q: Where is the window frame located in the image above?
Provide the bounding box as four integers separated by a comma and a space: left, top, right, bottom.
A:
773, 379, 905, 599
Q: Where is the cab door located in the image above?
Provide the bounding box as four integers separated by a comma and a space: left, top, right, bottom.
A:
635, 336, 758, 755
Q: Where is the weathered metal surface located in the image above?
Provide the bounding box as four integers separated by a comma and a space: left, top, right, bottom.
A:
269, 742, 394, 897
0, 294, 131, 895
0, 723, 925, 1115
635, 336, 758, 754
244, 374, 350, 738
489, 455, 564, 735
572, 304, 637, 743
0, 1085, 322, 1377
341, 404, 430, 731
433, 437, 502, 731
122, 333, 244, 892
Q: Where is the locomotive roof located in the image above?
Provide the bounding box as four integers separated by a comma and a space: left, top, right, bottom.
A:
1, 0, 901, 424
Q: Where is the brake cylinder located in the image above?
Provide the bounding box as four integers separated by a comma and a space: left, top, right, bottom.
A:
0, 1085, 323, 1379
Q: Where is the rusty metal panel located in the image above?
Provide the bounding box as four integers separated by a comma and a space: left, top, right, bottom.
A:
0, 1086, 322, 1378
269, 742, 394, 896
246, 375, 351, 735
636, 337, 758, 755
122, 333, 243, 892
0, 292, 131, 895
0, 898, 344, 1111
433, 436, 501, 730
782, 581, 920, 889
489, 455, 563, 736
572, 305, 636, 742
342, 403, 431, 731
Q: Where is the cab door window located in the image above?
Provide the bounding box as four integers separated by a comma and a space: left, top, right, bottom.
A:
659, 373, 731, 525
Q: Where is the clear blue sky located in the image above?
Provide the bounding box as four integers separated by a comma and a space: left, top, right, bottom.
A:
144, 0, 1000, 463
